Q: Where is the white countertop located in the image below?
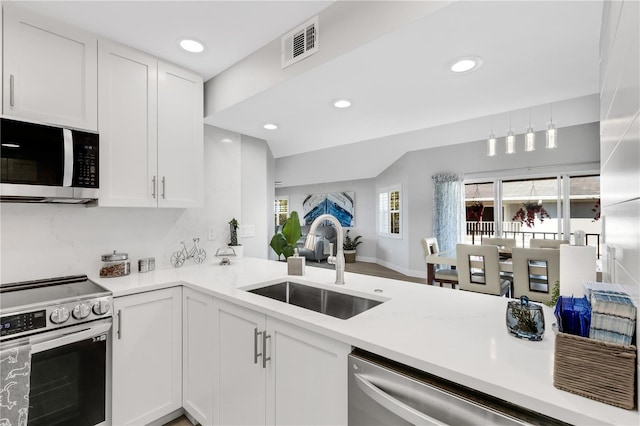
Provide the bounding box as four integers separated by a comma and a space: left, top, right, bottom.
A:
92, 257, 639, 426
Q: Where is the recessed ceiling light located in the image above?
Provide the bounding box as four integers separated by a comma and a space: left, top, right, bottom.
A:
448, 56, 483, 74
221, 138, 233, 143
179, 39, 204, 53
333, 99, 352, 108
264, 123, 278, 130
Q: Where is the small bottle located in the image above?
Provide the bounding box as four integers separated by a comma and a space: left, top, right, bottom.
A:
100, 250, 131, 278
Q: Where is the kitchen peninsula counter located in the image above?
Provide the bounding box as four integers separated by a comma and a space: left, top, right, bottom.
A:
92, 257, 639, 426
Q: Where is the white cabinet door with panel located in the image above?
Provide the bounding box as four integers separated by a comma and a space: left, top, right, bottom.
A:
182, 287, 215, 426
98, 39, 157, 207
2, 4, 97, 130
213, 298, 349, 425
112, 287, 182, 426
157, 61, 204, 208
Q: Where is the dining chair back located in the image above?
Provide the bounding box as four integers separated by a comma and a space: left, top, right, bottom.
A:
512, 247, 560, 304
481, 237, 517, 250
529, 239, 569, 249
422, 237, 458, 288
456, 244, 510, 297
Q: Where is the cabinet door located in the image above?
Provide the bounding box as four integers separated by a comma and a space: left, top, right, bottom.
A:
157, 61, 204, 208
266, 317, 350, 425
2, 4, 97, 130
112, 287, 182, 425
183, 287, 215, 425
213, 299, 266, 425
98, 39, 158, 207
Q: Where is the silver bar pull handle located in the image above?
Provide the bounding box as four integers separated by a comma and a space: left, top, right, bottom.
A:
161, 176, 166, 199
117, 309, 122, 339
9, 74, 15, 107
353, 373, 447, 426
253, 327, 262, 364
262, 331, 271, 368
62, 129, 74, 187
152, 176, 156, 199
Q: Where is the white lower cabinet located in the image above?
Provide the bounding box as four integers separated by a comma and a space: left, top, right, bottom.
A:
182, 287, 215, 425
112, 287, 182, 425
213, 298, 350, 426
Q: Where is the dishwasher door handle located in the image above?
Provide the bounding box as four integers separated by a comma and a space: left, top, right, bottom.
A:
354, 373, 448, 426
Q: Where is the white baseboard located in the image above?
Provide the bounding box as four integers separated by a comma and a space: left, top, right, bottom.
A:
376, 259, 424, 279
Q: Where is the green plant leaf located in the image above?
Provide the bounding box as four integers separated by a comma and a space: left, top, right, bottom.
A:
282, 211, 302, 245
269, 233, 287, 258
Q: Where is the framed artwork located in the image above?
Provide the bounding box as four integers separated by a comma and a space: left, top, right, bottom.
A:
303, 192, 355, 227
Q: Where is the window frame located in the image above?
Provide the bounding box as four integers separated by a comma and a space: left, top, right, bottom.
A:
274, 196, 289, 226
378, 185, 402, 239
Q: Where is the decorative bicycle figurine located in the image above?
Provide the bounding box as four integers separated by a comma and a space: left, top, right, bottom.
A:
170, 238, 206, 268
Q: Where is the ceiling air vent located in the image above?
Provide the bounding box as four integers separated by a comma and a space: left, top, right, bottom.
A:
281, 16, 319, 69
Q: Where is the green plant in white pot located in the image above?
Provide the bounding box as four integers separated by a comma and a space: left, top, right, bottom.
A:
270, 211, 302, 260
343, 230, 362, 263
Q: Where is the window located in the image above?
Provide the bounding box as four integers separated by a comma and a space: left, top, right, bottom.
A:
274, 197, 289, 226
378, 186, 401, 237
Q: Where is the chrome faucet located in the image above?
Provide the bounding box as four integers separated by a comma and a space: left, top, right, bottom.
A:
304, 214, 345, 285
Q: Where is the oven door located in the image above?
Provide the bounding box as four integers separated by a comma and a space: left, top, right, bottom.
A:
28, 320, 111, 426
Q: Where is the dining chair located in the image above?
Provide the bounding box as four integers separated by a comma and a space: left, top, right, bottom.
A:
422, 237, 458, 288
481, 237, 516, 282
512, 247, 560, 304
456, 244, 510, 297
529, 239, 569, 249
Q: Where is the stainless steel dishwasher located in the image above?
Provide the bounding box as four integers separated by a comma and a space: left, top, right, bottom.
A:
348, 349, 569, 426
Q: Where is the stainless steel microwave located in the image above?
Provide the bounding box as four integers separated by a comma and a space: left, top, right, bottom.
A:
0, 118, 99, 204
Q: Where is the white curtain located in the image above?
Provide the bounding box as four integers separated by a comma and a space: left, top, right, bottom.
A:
432, 173, 465, 255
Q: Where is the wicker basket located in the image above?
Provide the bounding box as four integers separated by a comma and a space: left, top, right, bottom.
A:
554, 331, 637, 409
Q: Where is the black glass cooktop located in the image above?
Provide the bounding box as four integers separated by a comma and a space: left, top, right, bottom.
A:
0, 275, 110, 312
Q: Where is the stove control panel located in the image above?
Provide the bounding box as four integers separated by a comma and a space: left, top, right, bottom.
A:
1, 310, 47, 337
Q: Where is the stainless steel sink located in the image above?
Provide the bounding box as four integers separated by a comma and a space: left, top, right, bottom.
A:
246, 281, 384, 319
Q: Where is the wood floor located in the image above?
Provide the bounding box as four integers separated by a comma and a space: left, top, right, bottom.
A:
308, 260, 426, 284
163, 415, 193, 426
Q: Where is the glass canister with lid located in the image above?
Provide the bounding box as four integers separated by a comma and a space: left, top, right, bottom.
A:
100, 250, 130, 278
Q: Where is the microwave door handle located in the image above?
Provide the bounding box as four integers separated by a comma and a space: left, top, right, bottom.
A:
30, 321, 111, 354
63, 128, 74, 187
353, 373, 448, 426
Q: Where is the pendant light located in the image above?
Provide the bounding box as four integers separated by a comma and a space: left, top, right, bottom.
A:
546, 103, 558, 149
487, 116, 497, 156
505, 113, 515, 154
525, 108, 535, 152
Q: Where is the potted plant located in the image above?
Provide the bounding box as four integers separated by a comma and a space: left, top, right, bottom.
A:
270, 211, 302, 260
467, 201, 484, 223
228, 218, 243, 258
592, 198, 600, 221
343, 230, 362, 263
512, 202, 550, 228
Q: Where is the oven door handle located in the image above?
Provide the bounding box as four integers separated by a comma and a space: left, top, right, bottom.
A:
30, 321, 111, 354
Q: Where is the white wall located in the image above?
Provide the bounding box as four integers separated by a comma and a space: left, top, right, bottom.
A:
0, 125, 249, 283
275, 179, 376, 262
241, 134, 274, 259
599, 0, 639, 290
599, 1, 639, 408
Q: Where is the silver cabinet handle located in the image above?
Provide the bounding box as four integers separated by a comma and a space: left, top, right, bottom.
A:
117, 309, 122, 339
353, 373, 447, 426
262, 331, 271, 368
9, 74, 15, 107
253, 327, 262, 364
152, 176, 157, 199
161, 176, 166, 199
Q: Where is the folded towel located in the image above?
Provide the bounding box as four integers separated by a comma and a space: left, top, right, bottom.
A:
0, 343, 31, 426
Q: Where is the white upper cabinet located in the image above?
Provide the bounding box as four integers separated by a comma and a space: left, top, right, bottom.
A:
98, 40, 204, 208
98, 40, 158, 207
2, 4, 98, 131
157, 61, 204, 208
